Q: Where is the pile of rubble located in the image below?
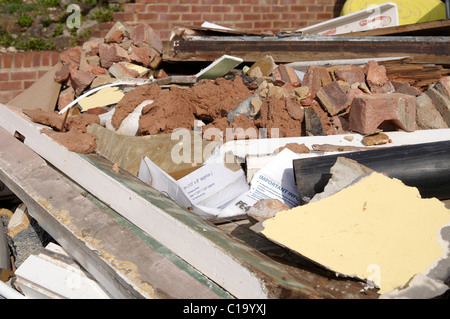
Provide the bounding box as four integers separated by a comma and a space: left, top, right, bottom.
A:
1, 21, 450, 300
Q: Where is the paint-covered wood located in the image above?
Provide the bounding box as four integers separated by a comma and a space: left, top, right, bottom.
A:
0, 126, 227, 299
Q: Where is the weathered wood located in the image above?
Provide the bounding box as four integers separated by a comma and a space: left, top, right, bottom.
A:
0, 126, 228, 299
163, 36, 450, 64
293, 140, 450, 204
0, 104, 324, 299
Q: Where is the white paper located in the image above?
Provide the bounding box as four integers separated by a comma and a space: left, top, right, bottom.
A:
138, 155, 249, 218
219, 149, 301, 217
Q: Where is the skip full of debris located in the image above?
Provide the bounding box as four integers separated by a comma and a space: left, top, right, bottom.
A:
1, 20, 450, 300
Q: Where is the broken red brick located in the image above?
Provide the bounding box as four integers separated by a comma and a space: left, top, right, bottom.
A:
334, 65, 365, 86
316, 81, 351, 116
98, 43, 131, 69
57, 87, 75, 112
108, 62, 140, 78
82, 38, 104, 57
59, 46, 81, 68
348, 93, 416, 135
363, 60, 394, 94
54, 63, 71, 83
128, 44, 152, 67
271, 64, 301, 87
104, 22, 127, 44
130, 24, 163, 53
301, 65, 332, 98
69, 69, 95, 96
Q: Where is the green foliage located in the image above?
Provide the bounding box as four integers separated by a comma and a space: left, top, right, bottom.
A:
91, 7, 112, 23
17, 12, 33, 28
16, 36, 55, 51
37, 0, 60, 7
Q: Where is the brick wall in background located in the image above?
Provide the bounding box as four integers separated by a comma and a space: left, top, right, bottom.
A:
107, 0, 345, 40
1, 0, 344, 105
0, 51, 60, 105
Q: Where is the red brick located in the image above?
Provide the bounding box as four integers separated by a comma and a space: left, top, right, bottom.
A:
2, 54, 12, 68
0, 72, 9, 81
349, 93, 416, 135
69, 69, 95, 96
113, 12, 135, 21
60, 46, 81, 67
181, 13, 202, 21
316, 81, 351, 116
301, 65, 332, 98
11, 71, 38, 81
13, 53, 22, 68
0, 81, 22, 91
146, 4, 169, 11
254, 21, 272, 29
272, 64, 301, 87
192, 5, 211, 13
50, 52, 60, 66
98, 43, 130, 68
137, 13, 159, 20
363, 60, 395, 94
212, 6, 232, 13
24, 80, 36, 89
130, 23, 163, 52
243, 13, 261, 20
233, 5, 251, 13
32, 52, 41, 67
22, 52, 32, 67
334, 65, 365, 86
201, 0, 221, 4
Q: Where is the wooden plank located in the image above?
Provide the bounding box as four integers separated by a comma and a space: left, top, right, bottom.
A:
0, 104, 324, 299
0, 125, 228, 299
292, 140, 450, 204
163, 36, 450, 64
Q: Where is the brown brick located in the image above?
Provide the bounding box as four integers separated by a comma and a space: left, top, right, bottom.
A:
349, 93, 416, 135
11, 71, 38, 81
22, 52, 32, 67
60, 46, 81, 67
69, 69, 95, 96
364, 60, 395, 94
272, 64, 301, 87
334, 65, 365, 86
0, 72, 9, 81
0, 81, 22, 91
302, 65, 332, 98
32, 52, 41, 67
2, 54, 12, 68
13, 53, 22, 68
317, 81, 352, 116
98, 43, 130, 68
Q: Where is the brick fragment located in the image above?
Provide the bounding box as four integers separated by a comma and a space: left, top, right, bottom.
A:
425, 86, 450, 126
302, 65, 332, 98
334, 65, 365, 85
57, 86, 75, 112
59, 46, 81, 68
98, 43, 131, 68
349, 93, 416, 135
128, 44, 151, 67
54, 63, 70, 83
392, 81, 421, 96
316, 81, 351, 116
69, 69, 95, 96
108, 62, 140, 78
271, 64, 301, 87
82, 38, 104, 57
104, 21, 127, 44
415, 93, 448, 130
130, 23, 163, 53
363, 60, 394, 94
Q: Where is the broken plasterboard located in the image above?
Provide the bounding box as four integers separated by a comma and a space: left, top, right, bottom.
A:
220, 148, 301, 217
78, 86, 125, 112
261, 171, 450, 295
15, 243, 111, 299
138, 154, 250, 219
196, 54, 243, 81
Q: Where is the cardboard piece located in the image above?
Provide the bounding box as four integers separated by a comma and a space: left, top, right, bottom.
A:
220, 149, 301, 217
8, 63, 62, 112
138, 153, 250, 219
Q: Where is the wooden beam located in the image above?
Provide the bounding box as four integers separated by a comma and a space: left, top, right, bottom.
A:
0, 104, 325, 299
163, 36, 450, 64
0, 125, 228, 299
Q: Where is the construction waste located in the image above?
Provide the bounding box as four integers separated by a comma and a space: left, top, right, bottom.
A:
1, 21, 450, 299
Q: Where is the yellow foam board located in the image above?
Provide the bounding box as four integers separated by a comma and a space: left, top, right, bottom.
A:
78, 86, 124, 112
261, 172, 450, 294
